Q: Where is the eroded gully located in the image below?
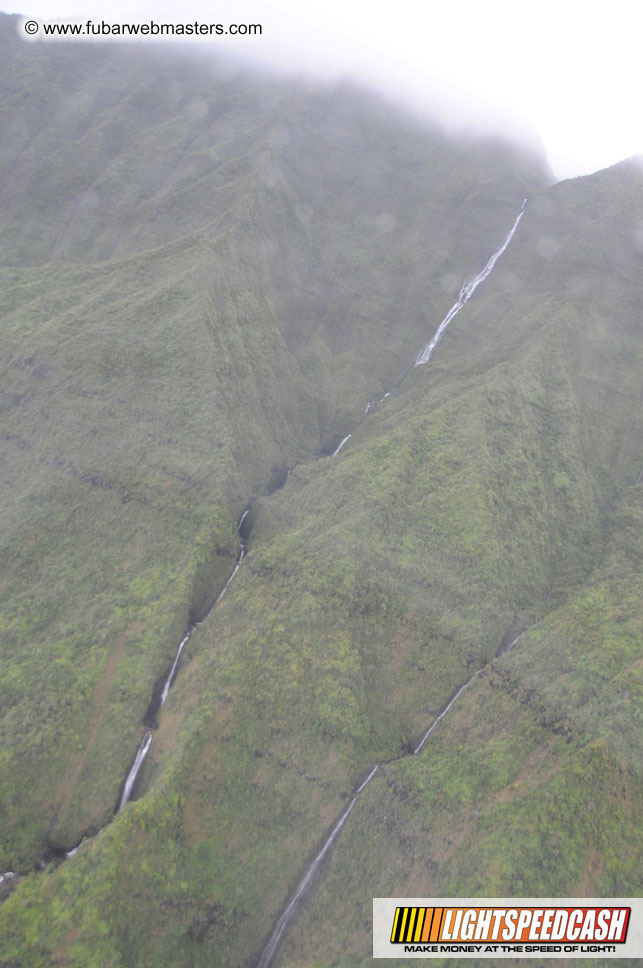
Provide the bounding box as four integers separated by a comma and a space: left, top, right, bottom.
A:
1, 508, 251, 884
115, 507, 250, 817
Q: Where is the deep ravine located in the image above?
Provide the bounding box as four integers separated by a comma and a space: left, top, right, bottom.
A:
0, 508, 252, 886
255, 204, 530, 966
115, 507, 251, 816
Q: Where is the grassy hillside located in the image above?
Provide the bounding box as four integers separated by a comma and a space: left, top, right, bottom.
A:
1, 13, 641, 968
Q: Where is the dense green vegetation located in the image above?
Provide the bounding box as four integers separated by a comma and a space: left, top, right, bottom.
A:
0, 12, 641, 968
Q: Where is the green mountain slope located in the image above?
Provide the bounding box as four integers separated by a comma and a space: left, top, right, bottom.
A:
0, 13, 546, 870
1, 13, 641, 968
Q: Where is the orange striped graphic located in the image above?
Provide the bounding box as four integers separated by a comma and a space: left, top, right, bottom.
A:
390, 907, 630, 944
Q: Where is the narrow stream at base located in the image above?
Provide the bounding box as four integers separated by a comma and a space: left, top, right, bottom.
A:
256, 633, 524, 967
256, 765, 380, 968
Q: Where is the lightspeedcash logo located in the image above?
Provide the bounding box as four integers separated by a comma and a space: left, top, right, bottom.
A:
373, 898, 642, 958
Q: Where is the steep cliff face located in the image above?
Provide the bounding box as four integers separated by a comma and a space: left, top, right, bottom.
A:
1, 12, 641, 968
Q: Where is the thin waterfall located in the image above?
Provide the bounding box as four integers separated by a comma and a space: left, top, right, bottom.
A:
255, 655, 504, 965
255, 628, 528, 965
158, 632, 191, 708
505, 632, 524, 654
413, 677, 476, 755
117, 730, 152, 814
256, 766, 379, 968
362, 201, 527, 413
332, 434, 352, 456
2, 505, 254, 878
115, 507, 250, 815
414, 200, 526, 366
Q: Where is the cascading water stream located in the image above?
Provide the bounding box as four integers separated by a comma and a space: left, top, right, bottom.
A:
254, 676, 480, 967
257, 632, 528, 965
256, 765, 380, 968
413, 677, 476, 755
2, 506, 253, 881
116, 731, 153, 813
505, 632, 523, 654
316, 203, 529, 461
114, 507, 250, 816
332, 434, 352, 456
414, 200, 527, 366
255, 626, 526, 968
355, 201, 528, 419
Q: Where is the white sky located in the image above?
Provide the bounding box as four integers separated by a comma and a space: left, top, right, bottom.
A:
7, 0, 643, 180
